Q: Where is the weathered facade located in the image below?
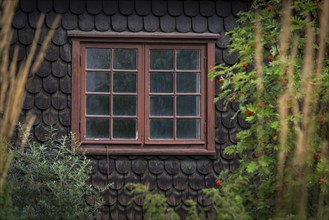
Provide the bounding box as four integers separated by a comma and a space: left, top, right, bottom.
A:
13, 0, 251, 219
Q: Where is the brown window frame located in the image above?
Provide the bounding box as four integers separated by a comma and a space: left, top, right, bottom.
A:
69, 31, 218, 156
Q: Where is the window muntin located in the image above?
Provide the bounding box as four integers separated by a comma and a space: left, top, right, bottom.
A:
84, 47, 139, 140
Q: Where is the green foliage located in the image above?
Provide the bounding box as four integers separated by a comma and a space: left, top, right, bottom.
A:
126, 183, 179, 220
209, 0, 329, 219
8, 127, 109, 220
0, 182, 18, 220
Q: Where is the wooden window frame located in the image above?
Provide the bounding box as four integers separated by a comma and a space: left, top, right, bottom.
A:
69, 31, 218, 156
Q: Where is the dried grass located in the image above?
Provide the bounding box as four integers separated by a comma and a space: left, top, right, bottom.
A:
0, 0, 60, 192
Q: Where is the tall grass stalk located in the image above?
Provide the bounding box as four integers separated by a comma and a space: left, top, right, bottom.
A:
0, 0, 60, 193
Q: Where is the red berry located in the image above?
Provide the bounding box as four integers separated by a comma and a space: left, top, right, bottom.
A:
266, 5, 273, 11
257, 100, 264, 108
316, 114, 324, 123
320, 176, 325, 185
313, 153, 321, 160
267, 56, 275, 62
243, 63, 249, 68
218, 78, 224, 84
216, 179, 222, 187
245, 109, 254, 116
209, 65, 213, 70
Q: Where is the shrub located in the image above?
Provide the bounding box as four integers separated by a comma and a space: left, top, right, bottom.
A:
9, 127, 108, 220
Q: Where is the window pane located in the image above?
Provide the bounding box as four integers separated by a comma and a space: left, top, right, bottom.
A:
177, 73, 200, 93
113, 72, 136, 93
86, 95, 110, 115
86, 118, 109, 138
177, 96, 200, 116
113, 119, 137, 139
150, 72, 173, 93
150, 119, 173, 139
150, 49, 173, 70
86, 48, 110, 69
150, 96, 173, 116
177, 119, 200, 139
113, 49, 137, 70
113, 96, 136, 116
176, 50, 200, 70
86, 71, 110, 92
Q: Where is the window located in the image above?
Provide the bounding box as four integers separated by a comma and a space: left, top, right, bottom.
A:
70, 32, 218, 155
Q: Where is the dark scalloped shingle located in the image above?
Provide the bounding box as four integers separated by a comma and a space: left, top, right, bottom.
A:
45, 43, 59, 62
103, 0, 118, 15
43, 74, 58, 94
176, 14, 191, 33
181, 159, 196, 175
224, 15, 238, 32
37, 0, 52, 12
116, 157, 131, 174
232, 0, 248, 17
60, 43, 72, 62
109, 171, 124, 190
23, 93, 34, 110
157, 172, 172, 191
70, 0, 85, 15
26, 76, 42, 94
46, 11, 58, 29
220, 142, 234, 160
119, 0, 134, 16
135, 0, 151, 16
18, 25, 35, 45
20, 0, 36, 13
164, 158, 180, 175
168, 0, 183, 17
52, 27, 67, 46
160, 14, 175, 32
28, 10, 40, 29
151, 0, 167, 17
221, 108, 237, 129
98, 158, 115, 174
128, 13, 143, 32
200, 0, 215, 17
59, 74, 71, 94
216, 0, 231, 17
37, 60, 51, 78
87, 0, 102, 15
148, 158, 164, 174
78, 13, 94, 31
223, 48, 238, 65
111, 13, 127, 32
117, 188, 132, 206
183, 1, 198, 17
141, 170, 157, 190
62, 12, 78, 30
238, 113, 251, 129
104, 188, 117, 206
13, 10, 26, 29
166, 188, 181, 207
173, 172, 188, 191
215, 125, 229, 144
216, 31, 229, 48
127, 204, 143, 220
144, 14, 159, 32
132, 158, 147, 175
204, 172, 216, 188
35, 89, 51, 110
188, 172, 204, 190
34, 123, 49, 142
208, 15, 223, 33
192, 15, 207, 33
196, 159, 212, 175
52, 91, 67, 110
42, 108, 58, 126
110, 204, 126, 220
58, 108, 71, 127
95, 13, 111, 31
54, 0, 69, 14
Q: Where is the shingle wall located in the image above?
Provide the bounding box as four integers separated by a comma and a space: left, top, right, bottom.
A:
12, 0, 251, 219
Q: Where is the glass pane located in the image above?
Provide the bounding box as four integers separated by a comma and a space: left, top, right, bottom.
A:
177, 96, 200, 116
176, 50, 200, 70
86, 118, 109, 138
86, 95, 110, 115
150, 96, 173, 116
86, 71, 110, 92
113, 49, 137, 70
113, 72, 136, 93
150, 49, 173, 70
150, 72, 173, 93
150, 119, 173, 139
177, 73, 200, 93
113, 96, 136, 116
86, 48, 110, 69
113, 119, 137, 139
177, 119, 200, 139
